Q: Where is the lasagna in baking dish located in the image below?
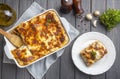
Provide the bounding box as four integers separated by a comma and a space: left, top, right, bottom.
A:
11, 10, 70, 66
80, 41, 107, 66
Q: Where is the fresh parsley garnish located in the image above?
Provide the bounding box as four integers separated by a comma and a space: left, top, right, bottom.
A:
100, 8, 120, 30
47, 19, 52, 23
91, 50, 96, 60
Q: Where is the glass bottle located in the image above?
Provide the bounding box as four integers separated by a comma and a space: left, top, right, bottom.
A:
0, 3, 16, 26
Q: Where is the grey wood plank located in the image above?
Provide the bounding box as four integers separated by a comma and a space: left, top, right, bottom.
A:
2, 63, 17, 79
1, 0, 18, 79
16, 0, 33, 79
60, 45, 75, 79
0, 0, 3, 76
47, 0, 61, 12
19, 0, 33, 18
0, 0, 2, 3
91, 0, 106, 33
90, 0, 106, 79
45, 58, 61, 79
45, 0, 61, 79
106, 0, 120, 79
31, 76, 35, 79
75, 0, 91, 33
0, 35, 3, 79
75, 0, 90, 79
60, 9, 75, 79
35, 0, 47, 9
91, 75, 106, 79
16, 68, 31, 79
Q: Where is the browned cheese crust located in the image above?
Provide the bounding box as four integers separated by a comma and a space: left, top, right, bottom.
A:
80, 41, 107, 66
11, 10, 69, 66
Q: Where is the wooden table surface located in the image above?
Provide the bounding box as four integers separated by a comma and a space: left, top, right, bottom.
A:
0, 0, 120, 79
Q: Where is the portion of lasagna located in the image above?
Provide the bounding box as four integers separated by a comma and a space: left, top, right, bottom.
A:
11, 10, 69, 66
80, 41, 107, 66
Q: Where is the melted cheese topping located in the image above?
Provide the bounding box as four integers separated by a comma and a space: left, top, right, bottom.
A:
11, 10, 69, 66
80, 41, 107, 66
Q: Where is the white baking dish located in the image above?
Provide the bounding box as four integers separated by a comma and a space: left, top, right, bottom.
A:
4, 9, 71, 68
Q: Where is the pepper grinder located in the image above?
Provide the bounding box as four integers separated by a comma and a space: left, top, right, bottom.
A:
73, 0, 84, 16
60, 0, 73, 14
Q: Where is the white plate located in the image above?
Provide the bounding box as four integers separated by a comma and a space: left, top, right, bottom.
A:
72, 32, 116, 75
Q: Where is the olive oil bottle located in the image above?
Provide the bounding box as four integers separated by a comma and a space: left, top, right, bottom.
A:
0, 3, 16, 26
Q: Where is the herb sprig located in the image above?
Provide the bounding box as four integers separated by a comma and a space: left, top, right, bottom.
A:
91, 50, 96, 60
100, 8, 120, 30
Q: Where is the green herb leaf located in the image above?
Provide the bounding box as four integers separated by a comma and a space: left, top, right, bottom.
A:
100, 8, 120, 30
47, 19, 52, 23
91, 50, 96, 60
